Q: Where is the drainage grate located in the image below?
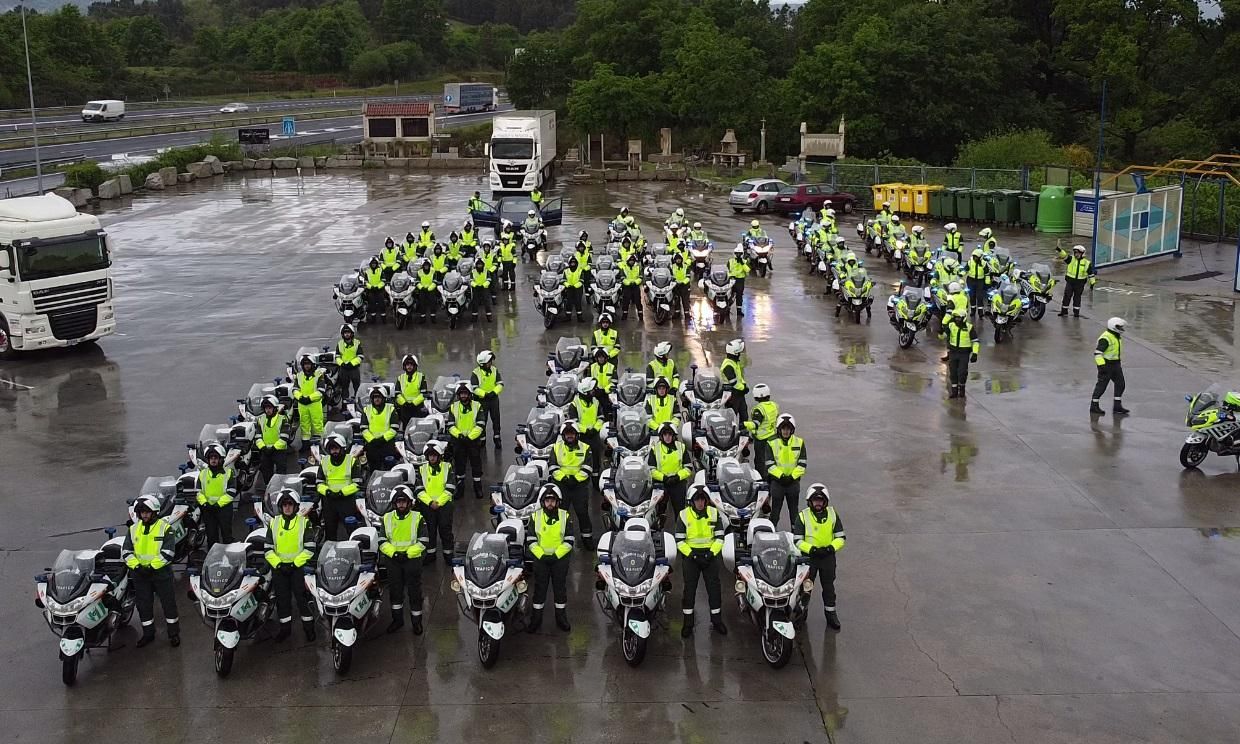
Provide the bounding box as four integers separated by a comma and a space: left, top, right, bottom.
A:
1174, 271, 1223, 281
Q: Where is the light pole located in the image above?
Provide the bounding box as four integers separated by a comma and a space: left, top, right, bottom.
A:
20, 0, 43, 193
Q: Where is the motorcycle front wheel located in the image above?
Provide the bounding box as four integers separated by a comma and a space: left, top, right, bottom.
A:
478, 628, 502, 669
761, 626, 792, 669
215, 645, 234, 677
395, 312, 408, 330
1030, 301, 1046, 321
654, 307, 669, 326
543, 312, 555, 330
621, 625, 648, 667
449, 314, 459, 330
994, 325, 1004, 344
898, 330, 915, 349
332, 640, 353, 674
1180, 441, 1210, 469
61, 655, 80, 686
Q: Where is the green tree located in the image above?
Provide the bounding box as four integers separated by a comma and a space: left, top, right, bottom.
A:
567, 63, 667, 137
350, 48, 390, 85
954, 129, 1065, 169
377, 0, 444, 50
505, 33, 571, 109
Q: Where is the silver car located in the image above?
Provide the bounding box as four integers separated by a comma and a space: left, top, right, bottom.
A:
219, 102, 250, 113
729, 178, 789, 214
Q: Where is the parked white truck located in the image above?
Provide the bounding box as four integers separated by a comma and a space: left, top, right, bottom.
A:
487, 110, 556, 194
0, 194, 117, 358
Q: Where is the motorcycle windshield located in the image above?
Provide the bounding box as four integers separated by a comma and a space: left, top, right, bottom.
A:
526, 410, 561, 449
999, 284, 1019, 303
545, 375, 577, 408
616, 411, 650, 449
614, 457, 653, 506
323, 421, 353, 447
197, 424, 228, 451
502, 465, 541, 509
442, 272, 464, 292
594, 255, 615, 270
245, 383, 270, 416
523, 225, 540, 236
48, 550, 93, 605
1031, 263, 1051, 284
650, 268, 672, 289
201, 543, 246, 597
901, 289, 923, 308
265, 475, 306, 516
693, 370, 723, 403
751, 533, 794, 586
701, 409, 740, 450
616, 375, 647, 407
316, 542, 361, 596
555, 338, 584, 370
338, 274, 359, 294
1190, 387, 1222, 415
717, 459, 756, 508
431, 377, 458, 414
751, 238, 771, 251
539, 272, 560, 291
709, 267, 730, 286
546, 256, 566, 274
367, 470, 406, 516
594, 270, 617, 289
611, 531, 656, 586
465, 533, 508, 588
139, 475, 177, 503
389, 273, 412, 292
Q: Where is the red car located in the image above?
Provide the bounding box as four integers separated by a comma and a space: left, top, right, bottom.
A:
771, 184, 857, 215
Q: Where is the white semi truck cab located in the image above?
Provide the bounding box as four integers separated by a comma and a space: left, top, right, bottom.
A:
0, 194, 116, 358
488, 110, 557, 194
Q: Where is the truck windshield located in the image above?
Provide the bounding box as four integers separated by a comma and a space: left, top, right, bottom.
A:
15, 235, 110, 280
491, 138, 533, 159
84, 103, 103, 111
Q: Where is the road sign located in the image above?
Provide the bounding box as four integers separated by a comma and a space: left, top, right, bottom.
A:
431, 133, 452, 139
282, 117, 296, 137
238, 128, 270, 144
444, 94, 453, 103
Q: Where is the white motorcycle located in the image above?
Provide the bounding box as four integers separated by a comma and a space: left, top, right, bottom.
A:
356, 466, 415, 529
644, 266, 676, 326
688, 239, 713, 281
490, 464, 544, 526
397, 417, 444, 466
333, 273, 365, 324
600, 455, 664, 532
306, 535, 383, 674
128, 475, 204, 566
451, 520, 531, 668
386, 272, 417, 330
688, 408, 750, 478
187, 535, 272, 677
521, 223, 546, 261
533, 270, 565, 329
699, 266, 734, 322
514, 407, 562, 477
607, 407, 653, 462
537, 373, 579, 420
695, 457, 768, 540
592, 269, 621, 318
547, 336, 589, 376
744, 236, 774, 278
252, 472, 318, 527
723, 519, 813, 668
595, 517, 676, 666
438, 270, 471, 329
680, 366, 727, 427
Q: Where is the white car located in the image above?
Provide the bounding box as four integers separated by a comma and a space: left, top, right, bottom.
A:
219, 103, 250, 113
729, 178, 789, 214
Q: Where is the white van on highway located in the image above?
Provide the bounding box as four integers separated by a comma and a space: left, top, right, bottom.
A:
81, 100, 125, 123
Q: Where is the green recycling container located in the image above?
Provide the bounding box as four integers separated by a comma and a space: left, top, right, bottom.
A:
1035, 185, 1072, 233
940, 188, 958, 219
929, 189, 944, 219
992, 189, 1021, 224
955, 188, 974, 220
1018, 190, 1039, 226
971, 189, 994, 222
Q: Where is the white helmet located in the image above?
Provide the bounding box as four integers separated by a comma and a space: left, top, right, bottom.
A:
578, 377, 597, 395
203, 441, 226, 461
1107, 317, 1126, 334
882, 201, 890, 208
368, 385, 387, 401
734, 244, 745, 254
750, 219, 760, 228
527, 209, 536, 217
806, 482, 830, 505
844, 251, 857, 263
943, 256, 959, 270
689, 484, 711, 504
948, 281, 962, 294
402, 353, 419, 368
578, 229, 588, 239
753, 383, 771, 400
891, 214, 901, 224
945, 222, 957, 231
776, 414, 796, 431
725, 338, 745, 355
134, 495, 161, 515
421, 221, 430, 229
1072, 244, 1086, 254
825, 208, 836, 217
675, 208, 685, 217
912, 225, 924, 235
654, 341, 672, 358
834, 236, 846, 245
261, 394, 280, 410
979, 227, 993, 239
693, 221, 702, 229
539, 483, 563, 504
323, 432, 348, 451
476, 350, 495, 366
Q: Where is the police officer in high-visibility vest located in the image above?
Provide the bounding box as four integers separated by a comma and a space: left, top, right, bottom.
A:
254, 394, 291, 485
676, 485, 727, 637
379, 485, 428, 634
564, 256, 586, 322
466, 257, 494, 322
498, 225, 518, 290
417, 441, 456, 564
646, 341, 680, 391
793, 483, 846, 630
380, 236, 401, 279
573, 377, 605, 474
396, 354, 429, 425
449, 383, 485, 498
124, 496, 180, 647
550, 421, 594, 548
619, 249, 644, 321
316, 432, 361, 540
471, 351, 505, 448
363, 256, 387, 317
977, 227, 997, 256
402, 231, 419, 265
468, 190, 485, 216
588, 346, 616, 417
1092, 317, 1130, 416
592, 313, 619, 362
941, 222, 963, 262
196, 442, 237, 547
1057, 242, 1096, 317
293, 354, 326, 445
941, 308, 979, 399
526, 484, 574, 633
645, 376, 681, 433
360, 385, 399, 468
965, 249, 989, 319
728, 245, 751, 317
334, 323, 364, 400
767, 414, 807, 527
530, 187, 544, 210
745, 383, 779, 472
263, 490, 316, 642
416, 221, 435, 253
649, 422, 693, 516
721, 338, 749, 422
415, 258, 439, 324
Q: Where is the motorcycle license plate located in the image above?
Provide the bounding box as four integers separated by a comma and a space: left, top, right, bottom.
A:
496, 587, 517, 613
231, 592, 258, 620
348, 592, 372, 617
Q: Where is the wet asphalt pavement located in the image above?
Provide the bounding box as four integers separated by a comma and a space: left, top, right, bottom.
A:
3, 173, 1240, 743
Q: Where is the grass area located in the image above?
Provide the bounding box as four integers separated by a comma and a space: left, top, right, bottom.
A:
0, 160, 78, 182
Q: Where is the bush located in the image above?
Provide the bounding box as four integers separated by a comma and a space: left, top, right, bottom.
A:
954, 129, 1063, 169
350, 49, 389, 86
62, 162, 108, 192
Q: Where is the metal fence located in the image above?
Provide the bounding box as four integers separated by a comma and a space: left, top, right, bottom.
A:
803, 163, 1029, 193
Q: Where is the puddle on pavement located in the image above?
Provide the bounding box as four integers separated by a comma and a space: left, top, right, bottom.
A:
1199, 528, 1240, 539
839, 342, 875, 368
940, 435, 979, 482
983, 373, 1025, 394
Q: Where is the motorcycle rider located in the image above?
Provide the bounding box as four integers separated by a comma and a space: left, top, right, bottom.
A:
1057, 242, 1096, 317
380, 237, 401, 278
467, 258, 494, 322
396, 354, 430, 425
650, 422, 693, 516
645, 376, 682, 433
588, 346, 617, 416
745, 383, 779, 471
564, 256, 586, 322
572, 377, 605, 474
378, 485, 428, 634
416, 221, 435, 254
745, 219, 766, 242
417, 441, 456, 564
292, 354, 326, 445
526, 484, 574, 633
620, 249, 644, 321
254, 395, 291, 485
876, 201, 892, 228
124, 496, 180, 648
836, 267, 874, 319
449, 382, 485, 499
728, 244, 751, 317
263, 490, 316, 642
793, 483, 846, 630
522, 209, 542, 236
820, 206, 839, 235
334, 323, 364, 401
360, 386, 399, 468
471, 350, 505, 448
676, 485, 727, 637
498, 226, 518, 289
402, 231, 419, 265
941, 222, 963, 261
978, 227, 997, 255
646, 341, 681, 391
549, 421, 594, 549
1092, 317, 1129, 416
965, 248, 989, 319
592, 313, 620, 362
941, 308, 980, 399
415, 258, 439, 324
720, 338, 750, 422
431, 243, 449, 282
316, 432, 361, 539
671, 253, 692, 321
616, 205, 631, 224
689, 222, 708, 243
890, 285, 929, 329
767, 414, 807, 528
907, 225, 931, 261
196, 442, 237, 547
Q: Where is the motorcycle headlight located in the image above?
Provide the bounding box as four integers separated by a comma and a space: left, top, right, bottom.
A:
469, 581, 506, 601
754, 578, 794, 598
47, 595, 93, 615
318, 584, 362, 605
615, 578, 654, 598
203, 587, 247, 609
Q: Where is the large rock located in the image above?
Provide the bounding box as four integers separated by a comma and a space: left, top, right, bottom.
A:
241, 158, 257, 170
273, 157, 298, 170
97, 179, 121, 199
117, 174, 133, 194
222, 161, 241, 172
254, 158, 273, 171
143, 173, 165, 191
297, 156, 315, 170
159, 167, 178, 187
210, 160, 224, 175
74, 188, 93, 204
202, 155, 220, 164
177, 172, 194, 183
53, 187, 87, 207
314, 156, 328, 168
187, 161, 214, 179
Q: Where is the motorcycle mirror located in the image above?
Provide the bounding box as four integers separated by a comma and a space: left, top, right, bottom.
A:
236, 399, 245, 404
371, 376, 380, 382
187, 568, 200, 576
345, 516, 358, 526
1185, 395, 1192, 401
303, 567, 315, 576
298, 458, 308, 467
245, 517, 259, 528
274, 377, 283, 384
598, 554, 611, 565
104, 527, 116, 538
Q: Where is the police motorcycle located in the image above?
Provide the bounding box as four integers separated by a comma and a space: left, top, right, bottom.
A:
536, 373, 579, 420
595, 517, 676, 666
307, 533, 383, 674
357, 466, 416, 529
888, 286, 931, 349
186, 422, 258, 493
546, 336, 589, 377
986, 278, 1028, 344
837, 268, 875, 324
427, 375, 460, 429
1018, 263, 1056, 321
398, 416, 444, 466
987, 247, 1017, 287
308, 420, 364, 467
286, 345, 344, 414
608, 407, 654, 462
693, 457, 769, 542
607, 220, 629, 247
679, 365, 727, 428
591, 268, 621, 319
614, 371, 648, 412
386, 271, 417, 330
722, 519, 813, 668
600, 455, 664, 532
439, 268, 471, 329
544, 253, 569, 275
514, 406, 563, 476
688, 239, 714, 281
186, 532, 273, 677
127, 475, 205, 566
35, 532, 135, 685
333, 273, 365, 324
1180, 386, 1240, 469
861, 219, 883, 255
743, 235, 774, 278
689, 409, 750, 481
490, 464, 543, 526
521, 221, 547, 261
237, 380, 295, 423
700, 265, 735, 322
450, 520, 532, 668
533, 269, 566, 329
644, 265, 676, 326
252, 473, 318, 527
883, 226, 907, 266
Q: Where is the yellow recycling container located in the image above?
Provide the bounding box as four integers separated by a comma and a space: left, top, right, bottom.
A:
909, 184, 942, 215
885, 184, 903, 212
870, 184, 892, 211
897, 184, 915, 214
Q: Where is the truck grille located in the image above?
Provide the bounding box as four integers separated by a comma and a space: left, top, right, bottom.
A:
49, 307, 98, 341
496, 163, 526, 174
32, 279, 108, 314
499, 175, 525, 188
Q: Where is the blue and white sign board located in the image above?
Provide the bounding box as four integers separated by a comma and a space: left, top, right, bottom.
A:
1093, 185, 1182, 268
444, 94, 453, 103
1073, 189, 1121, 237
282, 117, 296, 137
